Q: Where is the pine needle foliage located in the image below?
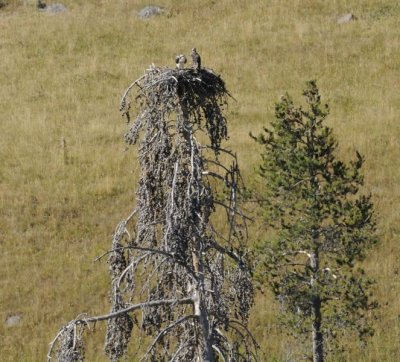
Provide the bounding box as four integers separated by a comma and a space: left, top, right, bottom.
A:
48, 66, 256, 362
253, 81, 378, 362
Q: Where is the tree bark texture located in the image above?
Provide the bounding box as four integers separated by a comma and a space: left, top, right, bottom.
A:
311, 252, 324, 362
179, 101, 215, 362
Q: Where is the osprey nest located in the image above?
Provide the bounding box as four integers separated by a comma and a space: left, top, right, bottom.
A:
120, 66, 231, 151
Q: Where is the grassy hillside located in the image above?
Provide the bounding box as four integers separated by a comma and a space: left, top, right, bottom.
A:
1, 0, 399, 360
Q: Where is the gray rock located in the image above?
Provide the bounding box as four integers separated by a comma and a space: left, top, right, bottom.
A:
138, 6, 164, 19
337, 13, 357, 24
5, 314, 22, 327
38, 3, 67, 13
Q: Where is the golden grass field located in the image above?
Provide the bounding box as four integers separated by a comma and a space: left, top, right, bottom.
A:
0, 0, 399, 360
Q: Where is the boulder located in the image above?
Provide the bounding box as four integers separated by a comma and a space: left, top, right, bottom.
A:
337, 13, 357, 24
5, 314, 22, 327
138, 6, 164, 19
38, 3, 67, 13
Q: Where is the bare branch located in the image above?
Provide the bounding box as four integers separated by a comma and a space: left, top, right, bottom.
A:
140, 315, 197, 361
228, 319, 260, 350
213, 200, 253, 222
79, 298, 193, 326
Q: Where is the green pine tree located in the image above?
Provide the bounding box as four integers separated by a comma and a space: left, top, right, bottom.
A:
253, 81, 378, 362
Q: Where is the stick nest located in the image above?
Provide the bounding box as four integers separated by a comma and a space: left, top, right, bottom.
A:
121, 67, 231, 151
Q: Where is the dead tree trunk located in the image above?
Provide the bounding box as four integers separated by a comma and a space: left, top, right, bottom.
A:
177, 102, 215, 361
48, 65, 257, 361
310, 250, 324, 362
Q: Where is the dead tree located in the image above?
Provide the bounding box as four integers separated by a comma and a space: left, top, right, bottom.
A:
48, 65, 257, 361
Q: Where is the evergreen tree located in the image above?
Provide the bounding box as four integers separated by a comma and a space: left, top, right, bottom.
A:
253, 81, 377, 362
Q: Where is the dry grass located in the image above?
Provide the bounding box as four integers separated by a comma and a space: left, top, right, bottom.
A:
1, 0, 399, 360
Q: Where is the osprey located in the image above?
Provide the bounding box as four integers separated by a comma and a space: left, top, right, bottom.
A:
37, 0, 47, 9
191, 48, 201, 70
175, 54, 187, 69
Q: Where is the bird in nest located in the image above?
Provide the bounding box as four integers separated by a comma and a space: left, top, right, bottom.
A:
175, 54, 187, 70
191, 48, 201, 70
37, 0, 47, 9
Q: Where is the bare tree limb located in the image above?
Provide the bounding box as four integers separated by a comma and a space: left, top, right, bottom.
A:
140, 315, 197, 361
